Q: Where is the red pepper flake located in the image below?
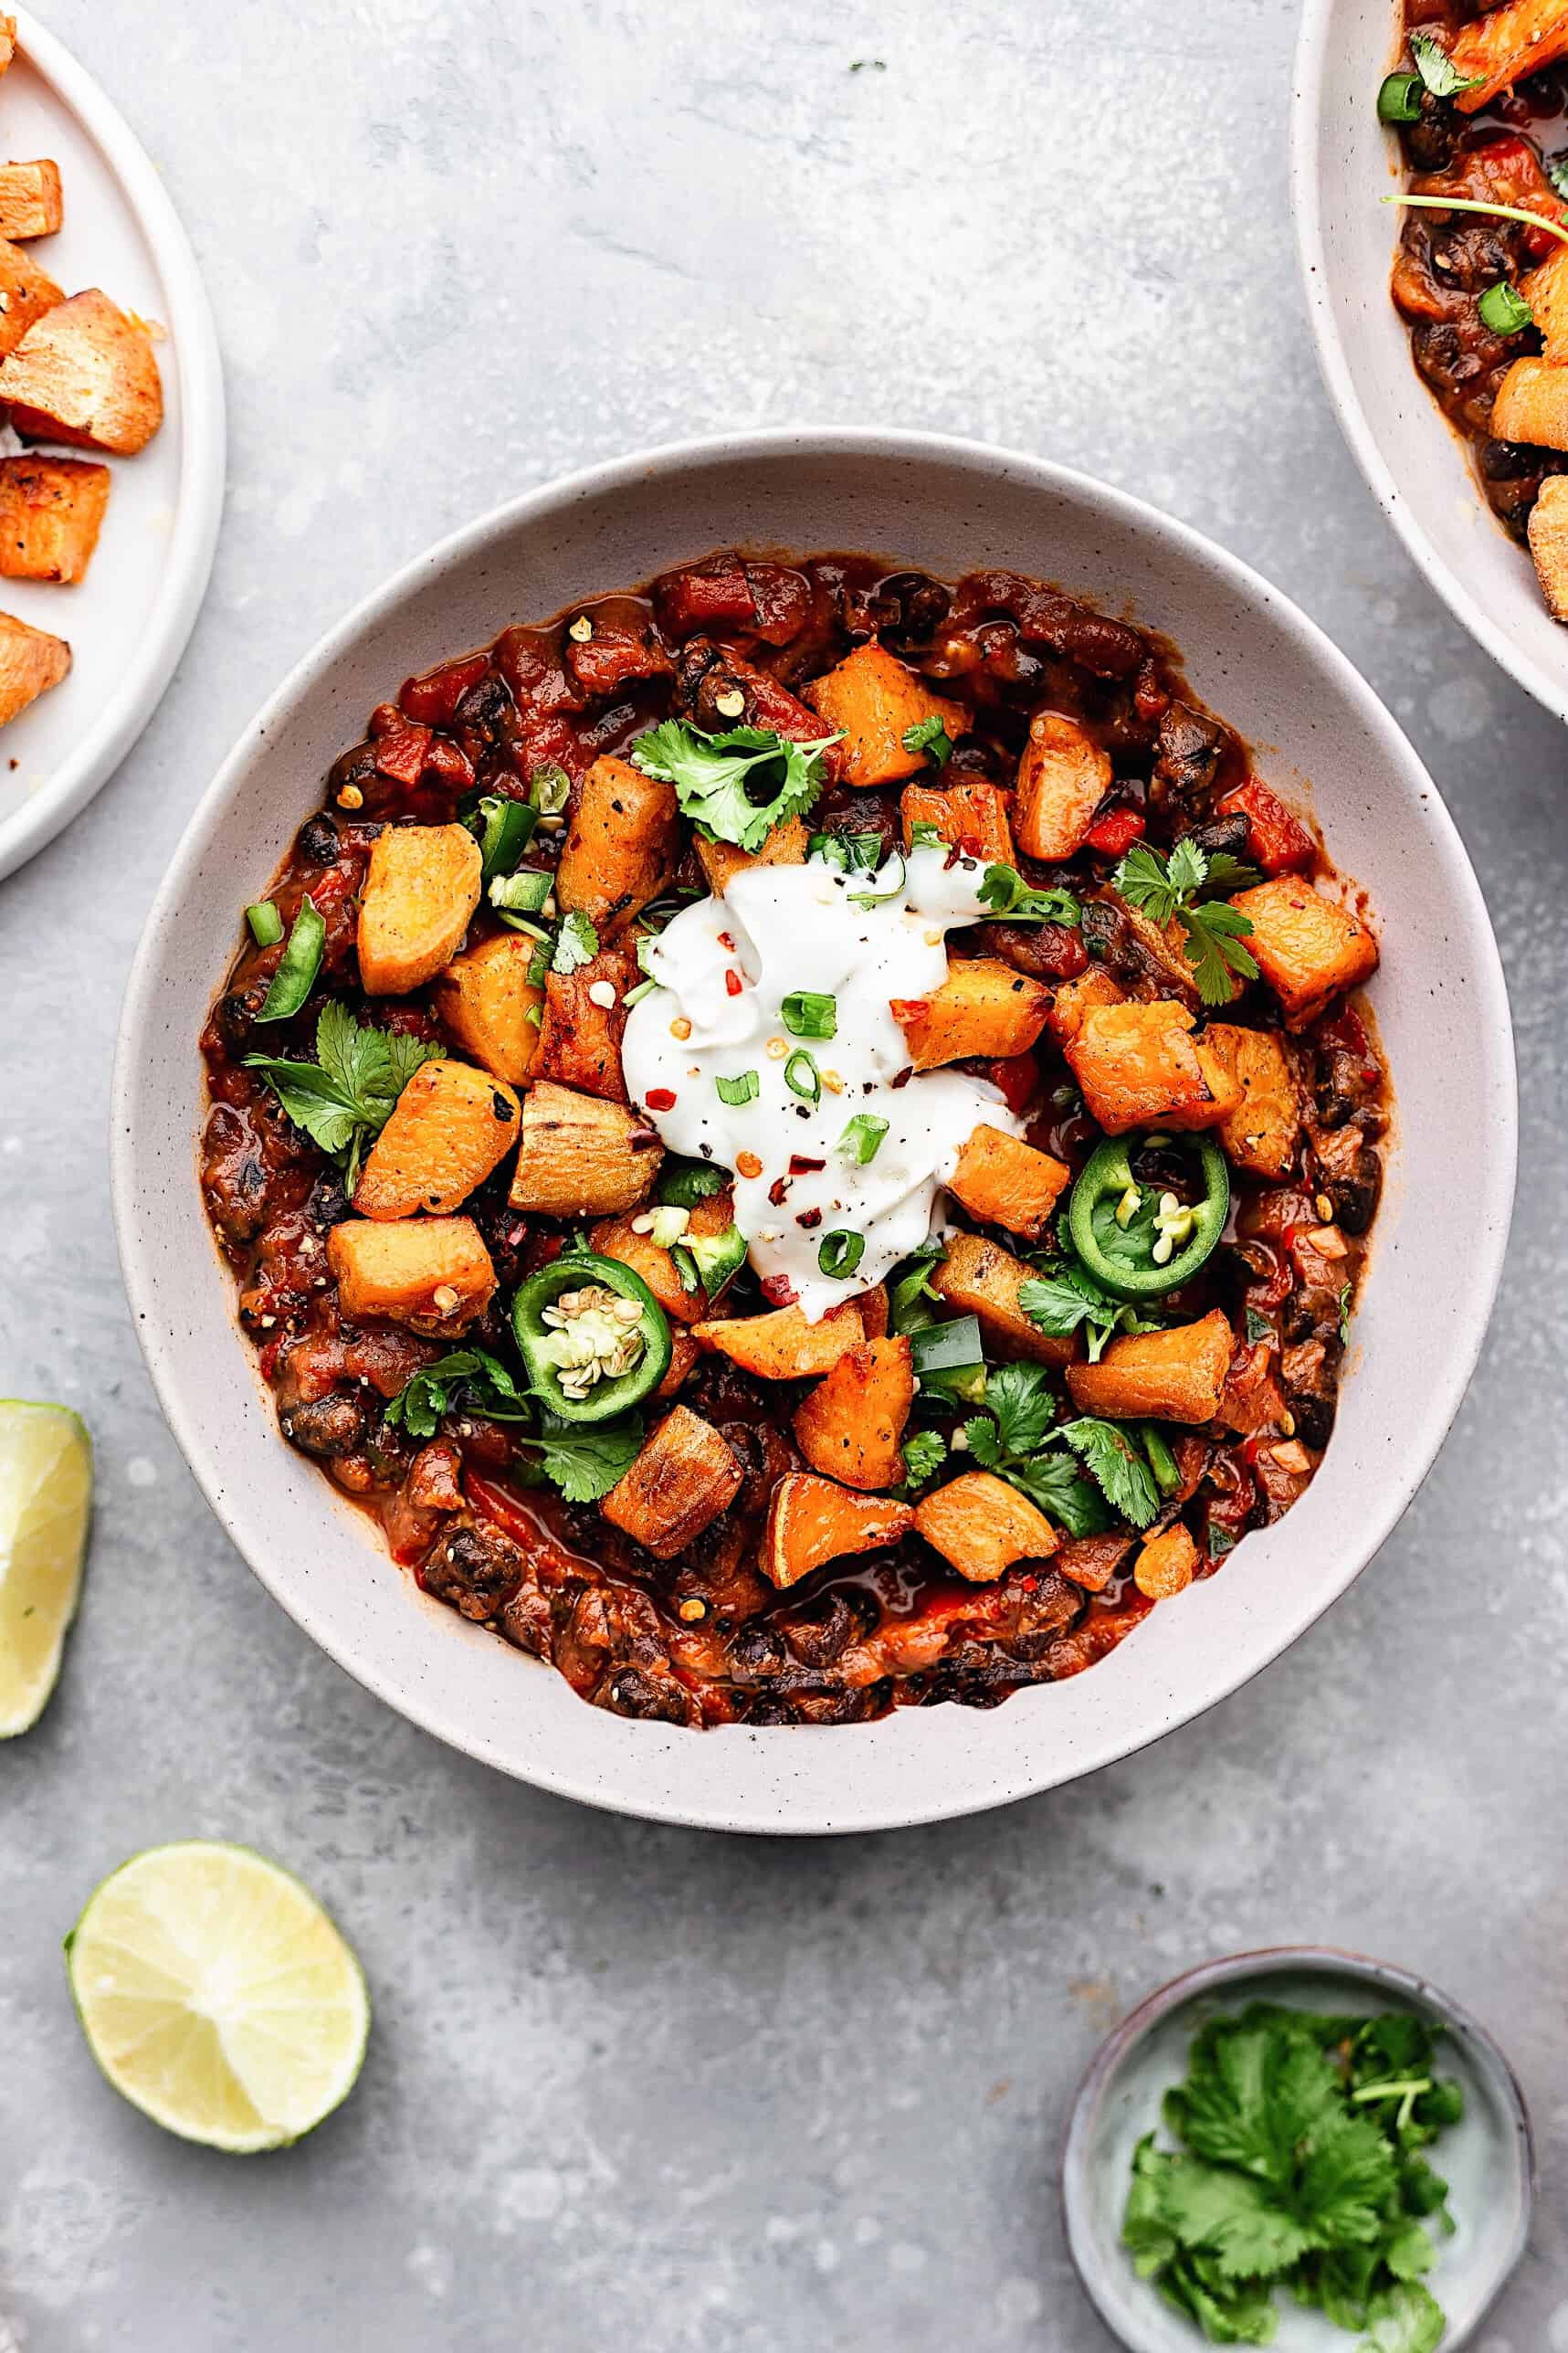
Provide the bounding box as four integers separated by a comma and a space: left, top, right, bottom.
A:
760, 1272, 798, 1306
717, 931, 736, 952
724, 967, 743, 997
795, 1208, 823, 1229
767, 1176, 791, 1207
646, 1087, 677, 1112
788, 1154, 826, 1175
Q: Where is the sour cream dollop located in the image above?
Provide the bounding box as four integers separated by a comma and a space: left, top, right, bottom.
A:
620, 844, 1022, 1321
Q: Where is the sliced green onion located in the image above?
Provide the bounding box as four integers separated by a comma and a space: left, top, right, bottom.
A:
783, 1048, 821, 1103
782, 990, 837, 1040
529, 763, 572, 815
1376, 69, 1423, 123
716, 1071, 760, 1106
246, 901, 284, 948
622, 977, 660, 1008
837, 1113, 889, 1165
256, 896, 325, 1023
1141, 1423, 1182, 1497
475, 794, 539, 879
1479, 280, 1533, 334
817, 1229, 866, 1281
909, 1316, 984, 1377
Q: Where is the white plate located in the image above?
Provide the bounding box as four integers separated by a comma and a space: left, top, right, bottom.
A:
1292, 0, 1568, 723
110, 430, 1515, 1836
0, 7, 224, 881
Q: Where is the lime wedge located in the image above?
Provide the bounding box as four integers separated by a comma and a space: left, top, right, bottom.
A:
65, 1841, 370, 2152
0, 1398, 91, 1736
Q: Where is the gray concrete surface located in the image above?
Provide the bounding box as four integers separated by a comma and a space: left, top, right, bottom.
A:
3, 2, 1565, 2347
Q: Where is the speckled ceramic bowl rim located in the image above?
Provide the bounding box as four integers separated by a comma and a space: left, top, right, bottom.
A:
1061, 1945, 1534, 2351
1290, 0, 1568, 724
110, 427, 1517, 1834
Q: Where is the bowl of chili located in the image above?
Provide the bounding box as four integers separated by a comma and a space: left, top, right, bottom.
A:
1292, 0, 1568, 718
110, 429, 1514, 1833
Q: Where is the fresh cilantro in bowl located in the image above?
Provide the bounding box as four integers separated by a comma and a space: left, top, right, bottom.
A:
1123, 2001, 1463, 2349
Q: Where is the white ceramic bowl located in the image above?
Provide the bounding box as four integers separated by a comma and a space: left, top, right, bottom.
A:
1292, 0, 1568, 722
1063, 1947, 1532, 2352
0, 8, 225, 881
110, 430, 1516, 1836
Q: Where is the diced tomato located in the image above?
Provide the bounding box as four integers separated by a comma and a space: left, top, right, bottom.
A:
399, 650, 490, 727
565, 623, 673, 699
979, 1052, 1039, 1116
655, 562, 756, 636
742, 562, 811, 646
1217, 779, 1314, 875
1460, 132, 1565, 263
373, 721, 433, 787
423, 736, 475, 789
1084, 807, 1146, 857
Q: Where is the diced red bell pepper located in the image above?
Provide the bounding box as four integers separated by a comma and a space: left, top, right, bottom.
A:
565, 624, 674, 699
979, 1052, 1040, 1117
423, 736, 475, 789
655, 561, 756, 637
1217, 779, 1314, 876
1084, 807, 1146, 858
373, 721, 433, 787
399, 650, 491, 727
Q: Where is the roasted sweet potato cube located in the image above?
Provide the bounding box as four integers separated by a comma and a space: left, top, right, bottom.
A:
914, 1471, 1059, 1582
554, 754, 679, 938
947, 1123, 1071, 1240
433, 931, 542, 1085
0, 290, 163, 455
1067, 1310, 1233, 1424
1065, 1000, 1239, 1134
1047, 968, 1124, 1045
693, 1299, 864, 1380
0, 162, 63, 241
1013, 712, 1112, 860
0, 454, 109, 583
1230, 879, 1378, 1029
930, 1231, 1076, 1366
1523, 249, 1568, 364
533, 939, 637, 1103
1204, 1023, 1301, 1179
0, 607, 68, 725
858, 1283, 889, 1341
328, 1215, 496, 1335
792, 1335, 914, 1491
802, 641, 966, 787
0, 237, 61, 361
508, 1082, 661, 1217
0, 19, 15, 75
354, 1059, 521, 1218
1449, 0, 1568, 108
590, 1190, 739, 1324
658, 1330, 700, 1398
762, 1472, 915, 1590
696, 812, 808, 893
892, 957, 1050, 1071
601, 1405, 743, 1560
357, 822, 481, 997
1491, 356, 1568, 451
1134, 1522, 1199, 1599
900, 777, 1015, 863
1528, 473, 1568, 618
1055, 1530, 1134, 1594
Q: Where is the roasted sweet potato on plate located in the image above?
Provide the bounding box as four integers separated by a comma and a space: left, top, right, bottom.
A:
0, 454, 109, 583
0, 160, 62, 241
0, 607, 68, 724
0, 289, 163, 455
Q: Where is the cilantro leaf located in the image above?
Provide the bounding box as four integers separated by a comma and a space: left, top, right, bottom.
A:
981, 1361, 1057, 1457
977, 861, 1081, 927
1408, 27, 1484, 100
1360, 2281, 1445, 2353
384, 1347, 528, 1439
518, 1411, 645, 1504
901, 713, 955, 767
900, 1430, 948, 1490
246, 1002, 446, 1187
1058, 1416, 1161, 1528
889, 1239, 946, 1335
552, 909, 599, 974
630, 718, 839, 853
1020, 1263, 1163, 1363
1003, 1451, 1111, 1536
1129, 2141, 1314, 2283
1112, 838, 1261, 1008
1167, 2018, 1344, 2188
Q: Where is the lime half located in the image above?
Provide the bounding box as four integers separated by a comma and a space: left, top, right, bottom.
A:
65, 1841, 370, 2152
0, 1398, 91, 1736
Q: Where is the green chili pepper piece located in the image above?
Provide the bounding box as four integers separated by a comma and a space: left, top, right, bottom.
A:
246, 901, 284, 948
255, 896, 326, 1023
510, 1252, 672, 1424
1068, 1134, 1228, 1301
1376, 69, 1423, 123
